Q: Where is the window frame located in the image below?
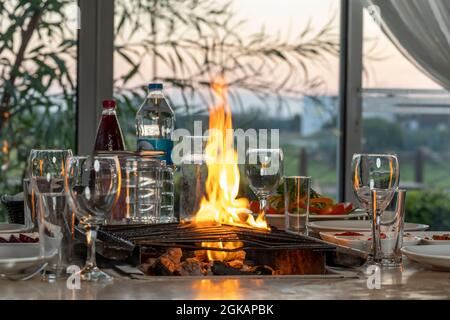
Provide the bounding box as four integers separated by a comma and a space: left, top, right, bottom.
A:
76, 0, 364, 200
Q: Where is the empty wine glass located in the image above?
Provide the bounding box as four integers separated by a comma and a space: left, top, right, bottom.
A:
245, 149, 283, 217
351, 154, 399, 265
65, 155, 121, 282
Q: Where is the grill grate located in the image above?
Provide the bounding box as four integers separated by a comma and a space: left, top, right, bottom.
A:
99, 223, 336, 253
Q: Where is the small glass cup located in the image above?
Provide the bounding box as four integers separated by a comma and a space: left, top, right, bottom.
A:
284, 176, 311, 235
122, 157, 162, 224
375, 189, 406, 268
179, 136, 209, 222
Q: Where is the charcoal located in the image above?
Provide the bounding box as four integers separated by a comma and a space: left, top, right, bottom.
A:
152, 259, 174, 276
212, 261, 248, 275
179, 258, 204, 276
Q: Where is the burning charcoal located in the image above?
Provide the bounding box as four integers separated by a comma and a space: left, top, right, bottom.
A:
234, 250, 246, 262
241, 265, 275, 275
179, 258, 204, 276
227, 260, 244, 270
0, 237, 7, 243
152, 258, 174, 276
150, 248, 184, 276
194, 250, 207, 262
253, 266, 275, 275
167, 248, 182, 264
212, 261, 253, 276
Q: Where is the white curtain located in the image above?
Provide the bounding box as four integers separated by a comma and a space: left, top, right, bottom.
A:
365, 0, 450, 91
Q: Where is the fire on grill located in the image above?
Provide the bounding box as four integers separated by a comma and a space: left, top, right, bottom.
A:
97, 76, 342, 276
99, 223, 336, 276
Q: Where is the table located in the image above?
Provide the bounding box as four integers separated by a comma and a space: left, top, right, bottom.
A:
1, 259, 449, 300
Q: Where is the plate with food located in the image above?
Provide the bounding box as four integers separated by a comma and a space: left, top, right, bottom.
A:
0, 233, 57, 277
401, 245, 450, 270
308, 220, 429, 234
320, 231, 421, 252
248, 187, 365, 222
404, 231, 450, 245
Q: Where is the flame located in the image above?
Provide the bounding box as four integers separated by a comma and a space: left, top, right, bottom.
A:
194, 76, 269, 261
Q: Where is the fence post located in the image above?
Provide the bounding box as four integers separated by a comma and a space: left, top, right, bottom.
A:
299, 148, 308, 176
415, 148, 425, 184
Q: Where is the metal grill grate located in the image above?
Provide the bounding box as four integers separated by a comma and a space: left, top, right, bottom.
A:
98, 223, 336, 253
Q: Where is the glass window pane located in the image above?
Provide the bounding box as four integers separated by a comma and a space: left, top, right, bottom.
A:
0, 1, 78, 222
114, 0, 341, 207
362, 8, 450, 230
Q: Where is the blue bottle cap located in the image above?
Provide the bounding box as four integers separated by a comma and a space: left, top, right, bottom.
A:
148, 83, 163, 91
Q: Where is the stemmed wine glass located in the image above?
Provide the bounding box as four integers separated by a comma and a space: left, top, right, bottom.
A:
351, 154, 399, 265
245, 149, 284, 217
65, 155, 121, 282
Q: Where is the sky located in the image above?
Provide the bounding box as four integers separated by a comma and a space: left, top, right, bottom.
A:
113, 0, 442, 96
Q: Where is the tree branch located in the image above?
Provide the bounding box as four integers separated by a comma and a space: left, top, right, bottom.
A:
0, 1, 48, 132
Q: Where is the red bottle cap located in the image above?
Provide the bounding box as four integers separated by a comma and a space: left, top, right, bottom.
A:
102, 100, 116, 109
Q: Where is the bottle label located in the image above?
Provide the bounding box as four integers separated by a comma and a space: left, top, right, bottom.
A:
137, 138, 174, 165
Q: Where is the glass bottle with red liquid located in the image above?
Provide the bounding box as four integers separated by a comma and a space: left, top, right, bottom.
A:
94, 100, 125, 152
94, 99, 126, 222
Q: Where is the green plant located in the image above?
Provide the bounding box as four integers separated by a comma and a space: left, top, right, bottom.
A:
406, 190, 450, 231
0, 0, 77, 196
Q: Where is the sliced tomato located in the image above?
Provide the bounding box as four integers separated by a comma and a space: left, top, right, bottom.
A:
368, 233, 386, 240
317, 202, 354, 215
335, 232, 364, 236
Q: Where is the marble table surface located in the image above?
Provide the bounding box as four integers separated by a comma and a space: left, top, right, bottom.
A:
1, 259, 450, 300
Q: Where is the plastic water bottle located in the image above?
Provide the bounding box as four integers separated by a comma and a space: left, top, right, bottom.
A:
136, 83, 176, 222
136, 83, 175, 164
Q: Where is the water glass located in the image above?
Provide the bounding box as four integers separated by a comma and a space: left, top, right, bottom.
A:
33, 185, 73, 279
375, 189, 406, 268
28, 149, 74, 280
122, 157, 163, 224
179, 136, 208, 221
284, 176, 311, 235
160, 162, 176, 223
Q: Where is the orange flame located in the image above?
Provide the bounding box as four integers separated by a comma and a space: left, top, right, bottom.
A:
194, 76, 269, 261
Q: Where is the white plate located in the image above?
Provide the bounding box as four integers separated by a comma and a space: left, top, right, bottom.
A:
320, 231, 421, 252
0, 233, 58, 276
401, 245, 450, 270
309, 209, 367, 221
0, 223, 30, 234
307, 220, 429, 233
404, 231, 450, 245
0, 244, 57, 276
265, 209, 367, 230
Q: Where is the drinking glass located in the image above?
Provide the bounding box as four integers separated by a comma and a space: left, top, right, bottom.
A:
351, 154, 399, 265
377, 189, 406, 267
179, 136, 209, 221
28, 149, 73, 280
284, 176, 311, 235
65, 155, 121, 282
245, 149, 283, 217
121, 156, 162, 224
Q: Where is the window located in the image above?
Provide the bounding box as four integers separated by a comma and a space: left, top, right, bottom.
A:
113, 0, 341, 200
0, 1, 77, 221
362, 6, 450, 230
